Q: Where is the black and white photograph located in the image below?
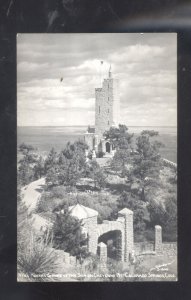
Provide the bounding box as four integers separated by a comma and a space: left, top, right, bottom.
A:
17, 33, 177, 282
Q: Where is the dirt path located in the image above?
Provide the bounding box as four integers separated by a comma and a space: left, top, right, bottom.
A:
22, 177, 45, 213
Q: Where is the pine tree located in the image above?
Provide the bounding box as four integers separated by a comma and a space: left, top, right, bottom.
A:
52, 211, 88, 259
130, 130, 164, 201
104, 124, 134, 150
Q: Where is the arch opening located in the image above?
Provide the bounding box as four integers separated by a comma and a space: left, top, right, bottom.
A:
105, 142, 111, 153
98, 230, 122, 261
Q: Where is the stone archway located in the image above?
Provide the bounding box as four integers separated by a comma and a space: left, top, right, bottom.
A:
98, 230, 122, 261
80, 208, 134, 262
106, 142, 111, 153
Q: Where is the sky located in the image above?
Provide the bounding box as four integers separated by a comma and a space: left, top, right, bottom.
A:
17, 33, 177, 127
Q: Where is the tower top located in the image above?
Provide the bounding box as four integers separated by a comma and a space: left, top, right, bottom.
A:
108, 65, 112, 78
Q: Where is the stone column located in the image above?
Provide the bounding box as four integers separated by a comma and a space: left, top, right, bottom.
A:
85, 216, 98, 255
92, 150, 96, 159
85, 149, 89, 162
98, 242, 107, 271
85, 149, 89, 157
116, 232, 122, 261
94, 135, 99, 153
118, 208, 134, 262
155, 225, 162, 254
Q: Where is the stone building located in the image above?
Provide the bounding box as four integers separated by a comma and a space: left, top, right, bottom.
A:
84, 66, 120, 155
68, 203, 134, 262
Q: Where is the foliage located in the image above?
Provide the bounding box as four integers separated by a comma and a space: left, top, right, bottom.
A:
37, 186, 118, 224
45, 141, 88, 187
117, 191, 146, 234
17, 195, 59, 282
44, 147, 58, 174
104, 124, 134, 150
147, 194, 177, 241
97, 151, 105, 158
87, 160, 107, 189
52, 210, 89, 259
18, 142, 36, 154
33, 156, 45, 179
18, 146, 44, 186
110, 149, 131, 176
18, 232, 59, 282
18, 158, 35, 186
129, 130, 164, 201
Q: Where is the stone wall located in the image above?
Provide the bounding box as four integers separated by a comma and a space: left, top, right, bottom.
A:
53, 248, 76, 266
162, 158, 177, 170
162, 242, 177, 256
134, 242, 154, 254
84, 132, 95, 150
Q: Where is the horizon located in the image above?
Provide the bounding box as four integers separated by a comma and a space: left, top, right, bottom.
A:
17, 33, 177, 127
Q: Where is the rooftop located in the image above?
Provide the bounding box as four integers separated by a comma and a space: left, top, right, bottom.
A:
118, 207, 133, 215
68, 203, 98, 220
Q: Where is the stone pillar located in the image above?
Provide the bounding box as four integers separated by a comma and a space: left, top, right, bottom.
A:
85, 149, 89, 162
94, 135, 99, 153
98, 242, 107, 271
85, 149, 89, 157
118, 208, 134, 262
116, 231, 122, 261
64, 252, 70, 264
85, 216, 98, 255
155, 225, 162, 254
92, 150, 96, 159
111, 149, 116, 157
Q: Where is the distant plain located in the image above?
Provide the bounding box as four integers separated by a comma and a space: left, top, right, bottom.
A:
17, 126, 177, 163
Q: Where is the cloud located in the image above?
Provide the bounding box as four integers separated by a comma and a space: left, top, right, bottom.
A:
17, 33, 177, 126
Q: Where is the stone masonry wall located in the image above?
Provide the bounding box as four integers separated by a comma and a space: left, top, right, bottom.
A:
118, 209, 134, 262
155, 225, 162, 253
84, 133, 94, 150
134, 242, 154, 254
95, 75, 120, 140
83, 216, 98, 254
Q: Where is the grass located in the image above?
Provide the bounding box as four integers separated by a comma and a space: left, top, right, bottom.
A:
134, 253, 177, 281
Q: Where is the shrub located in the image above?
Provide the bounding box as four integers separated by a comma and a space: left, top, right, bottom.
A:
17, 198, 59, 281
97, 151, 105, 158
52, 212, 89, 259
18, 232, 59, 282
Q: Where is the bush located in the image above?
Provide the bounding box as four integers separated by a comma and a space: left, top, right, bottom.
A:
97, 151, 105, 158
52, 212, 89, 259
37, 186, 118, 224
18, 232, 59, 282
17, 198, 59, 281
147, 196, 177, 242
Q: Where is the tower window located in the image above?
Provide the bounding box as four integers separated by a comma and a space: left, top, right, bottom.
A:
108, 97, 109, 101
99, 106, 100, 114
108, 121, 109, 125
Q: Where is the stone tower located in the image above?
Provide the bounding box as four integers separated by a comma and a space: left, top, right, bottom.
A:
95, 66, 120, 140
